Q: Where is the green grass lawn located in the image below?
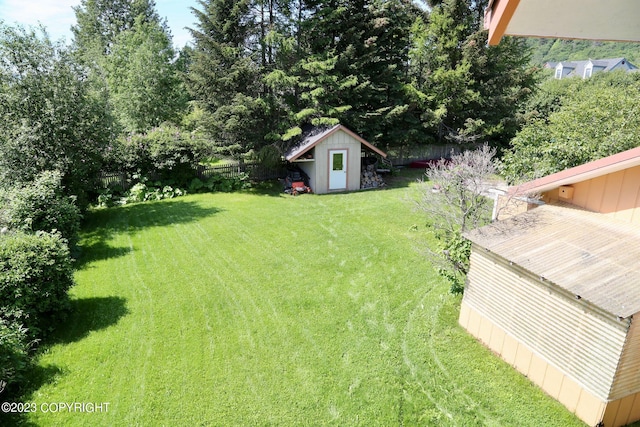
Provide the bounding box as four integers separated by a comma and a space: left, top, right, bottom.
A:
9, 172, 584, 426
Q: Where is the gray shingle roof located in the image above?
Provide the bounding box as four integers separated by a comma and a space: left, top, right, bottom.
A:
556, 57, 637, 78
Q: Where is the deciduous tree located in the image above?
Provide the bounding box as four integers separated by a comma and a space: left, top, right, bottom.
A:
0, 25, 115, 208
502, 71, 640, 183
104, 17, 187, 131
415, 145, 496, 293
72, 0, 188, 132
72, 0, 161, 59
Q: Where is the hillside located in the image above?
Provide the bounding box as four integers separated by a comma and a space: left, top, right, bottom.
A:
522, 37, 640, 66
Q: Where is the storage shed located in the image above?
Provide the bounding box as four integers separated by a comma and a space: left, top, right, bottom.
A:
284, 125, 387, 194
466, 148, 640, 426
461, 204, 640, 427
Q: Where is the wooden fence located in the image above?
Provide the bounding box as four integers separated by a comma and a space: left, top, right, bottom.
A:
385, 143, 482, 166
100, 161, 287, 191
99, 145, 482, 190
100, 171, 129, 191
197, 161, 287, 181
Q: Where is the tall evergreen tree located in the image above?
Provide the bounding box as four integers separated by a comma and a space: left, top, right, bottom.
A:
187, 0, 297, 156
287, 0, 425, 148
410, 0, 536, 146
187, 0, 257, 156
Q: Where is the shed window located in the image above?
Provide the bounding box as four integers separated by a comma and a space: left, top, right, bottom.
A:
332, 153, 343, 171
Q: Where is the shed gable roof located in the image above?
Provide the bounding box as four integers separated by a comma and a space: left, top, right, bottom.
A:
285, 125, 387, 161
465, 204, 640, 318
514, 145, 640, 195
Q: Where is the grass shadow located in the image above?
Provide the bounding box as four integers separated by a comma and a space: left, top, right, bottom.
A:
77, 199, 222, 269
0, 297, 127, 426
45, 296, 129, 346
75, 240, 132, 270
243, 179, 289, 197
86, 199, 223, 234
0, 364, 63, 427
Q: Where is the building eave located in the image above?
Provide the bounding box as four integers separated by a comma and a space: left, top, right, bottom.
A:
485, 0, 640, 46
511, 146, 640, 196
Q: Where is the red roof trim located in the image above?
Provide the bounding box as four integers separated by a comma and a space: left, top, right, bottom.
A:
513, 146, 640, 195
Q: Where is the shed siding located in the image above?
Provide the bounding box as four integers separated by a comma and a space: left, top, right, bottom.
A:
460, 301, 608, 426
463, 248, 628, 401
312, 130, 361, 194
313, 136, 329, 194
541, 165, 640, 224
611, 317, 640, 400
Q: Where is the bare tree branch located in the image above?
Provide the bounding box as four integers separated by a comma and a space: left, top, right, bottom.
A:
413, 144, 497, 293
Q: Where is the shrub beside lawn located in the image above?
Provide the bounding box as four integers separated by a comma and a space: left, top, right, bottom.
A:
12, 175, 584, 426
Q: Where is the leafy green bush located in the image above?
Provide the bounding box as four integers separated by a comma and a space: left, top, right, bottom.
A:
205, 174, 250, 192
189, 178, 205, 192
116, 179, 185, 206
436, 231, 472, 294
109, 125, 209, 187
0, 25, 115, 211
188, 174, 251, 193
96, 172, 250, 208
127, 182, 149, 203
0, 231, 75, 338
97, 188, 117, 208
503, 71, 640, 183
0, 319, 29, 389
1, 171, 81, 250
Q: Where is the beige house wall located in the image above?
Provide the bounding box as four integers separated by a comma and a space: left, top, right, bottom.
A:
463, 249, 628, 400
461, 301, 640, 427
541, 165, 640, 224
460, 301, 607, 425
460, 248, 640, 426
602, 391, 640, 427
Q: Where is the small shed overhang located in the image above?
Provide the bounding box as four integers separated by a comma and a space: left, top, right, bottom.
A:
485, 0, 640, 45
285, 125, 387, 162
465, 204, 640, 319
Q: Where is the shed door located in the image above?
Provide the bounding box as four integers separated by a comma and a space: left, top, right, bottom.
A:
329, 149, 347, 190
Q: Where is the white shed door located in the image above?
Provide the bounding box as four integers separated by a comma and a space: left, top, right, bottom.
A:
329, 150, 347, 190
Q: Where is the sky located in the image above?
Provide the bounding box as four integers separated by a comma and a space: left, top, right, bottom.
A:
0, 0, 199, 48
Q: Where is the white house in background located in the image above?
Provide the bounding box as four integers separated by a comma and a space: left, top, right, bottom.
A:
552, 58, 638, 79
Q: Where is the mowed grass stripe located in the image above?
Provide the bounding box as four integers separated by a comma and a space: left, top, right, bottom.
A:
19, 182, 585, 426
